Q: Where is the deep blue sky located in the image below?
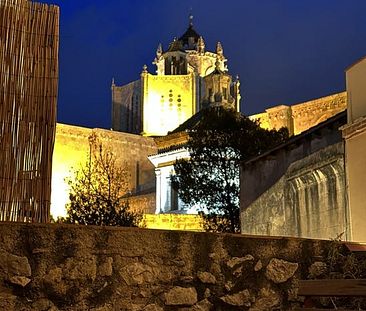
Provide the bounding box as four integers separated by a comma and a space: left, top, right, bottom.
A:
40, 0, 366, 129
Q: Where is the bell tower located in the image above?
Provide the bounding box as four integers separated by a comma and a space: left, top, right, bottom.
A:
202, 58, 239, 111
112, 13, 241, 135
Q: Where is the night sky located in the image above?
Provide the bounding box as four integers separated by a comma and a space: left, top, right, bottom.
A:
38, 0, 366, 130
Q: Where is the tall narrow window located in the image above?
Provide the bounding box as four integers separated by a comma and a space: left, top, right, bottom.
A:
171, 187, 178, 211
172, 57, 177, 75
223, 87, 227, 99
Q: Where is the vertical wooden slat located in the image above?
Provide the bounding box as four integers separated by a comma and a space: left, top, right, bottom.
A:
0, 0, 59, 223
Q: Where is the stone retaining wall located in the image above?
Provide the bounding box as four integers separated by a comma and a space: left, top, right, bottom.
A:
0, 223, 333, 310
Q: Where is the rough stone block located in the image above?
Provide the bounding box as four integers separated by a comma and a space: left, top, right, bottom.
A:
165, 286, 198, 306
220, 289, 252, 307
265, 258, 298, 283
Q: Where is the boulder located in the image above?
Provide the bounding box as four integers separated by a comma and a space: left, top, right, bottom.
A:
265, 258, 298, 283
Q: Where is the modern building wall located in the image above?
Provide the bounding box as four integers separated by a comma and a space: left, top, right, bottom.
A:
241, 112, 349, 240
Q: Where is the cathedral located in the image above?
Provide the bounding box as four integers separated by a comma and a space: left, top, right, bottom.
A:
111, 15, 241, 136
109, 15, 347, 217
53, 14, 346, 230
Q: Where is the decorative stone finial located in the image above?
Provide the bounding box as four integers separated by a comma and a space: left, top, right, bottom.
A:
142, 64, 148, 73
215, 58, 221, 71
111, 77, 115, 87
197, 36, 205, 54
216, 41, 224, 56
156, 43, 162, 58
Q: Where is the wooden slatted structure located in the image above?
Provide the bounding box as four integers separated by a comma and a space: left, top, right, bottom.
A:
0, 0, 59, 222
295, 279, 366, 310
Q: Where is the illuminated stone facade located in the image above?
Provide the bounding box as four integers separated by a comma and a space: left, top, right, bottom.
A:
241, 114, 348, 240
240, 57, 366, 242
142, 214, 203, 231
51, 90, 348, 221
51, 123, 157, 218
112, 16, 241, 136
249, 91, 347, 136
148, 92, 347, 215
241, 57, 366, 242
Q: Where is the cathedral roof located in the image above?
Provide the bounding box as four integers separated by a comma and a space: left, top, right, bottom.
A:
177, 13, 201, 49
169, 108, 206, 134
170, 106, 240, 134
167, 39, 185, 52
178, 25, 201, 47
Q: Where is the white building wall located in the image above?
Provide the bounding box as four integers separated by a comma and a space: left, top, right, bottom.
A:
149, 149, 190, 214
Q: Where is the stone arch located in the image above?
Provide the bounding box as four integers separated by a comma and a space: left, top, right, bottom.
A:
205, 65, 214, 76
315, 113, 332, 125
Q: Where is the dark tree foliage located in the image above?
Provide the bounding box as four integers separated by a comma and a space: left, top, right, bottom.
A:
63, 134, 141, 227
171, 107, 288, 233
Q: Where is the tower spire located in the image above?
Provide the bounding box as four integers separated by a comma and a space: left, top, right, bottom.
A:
189, 9, 193, 27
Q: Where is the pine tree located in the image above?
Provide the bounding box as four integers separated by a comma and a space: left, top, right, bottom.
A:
171, 107, 288, 233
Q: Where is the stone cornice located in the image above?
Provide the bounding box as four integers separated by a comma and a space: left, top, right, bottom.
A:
341, 116, 366, 140
154, 132, 189, 151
